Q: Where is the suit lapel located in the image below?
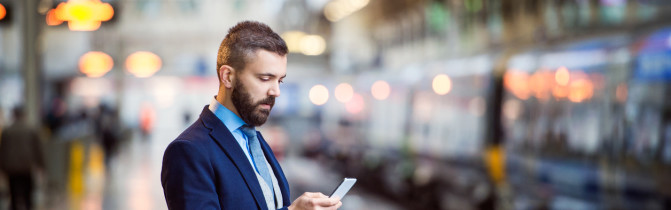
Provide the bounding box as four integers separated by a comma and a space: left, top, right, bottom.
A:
199, 107, 267, 209
257, 133, 290, 206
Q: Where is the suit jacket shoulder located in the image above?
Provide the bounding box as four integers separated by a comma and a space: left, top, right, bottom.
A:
161, 106, 291, 210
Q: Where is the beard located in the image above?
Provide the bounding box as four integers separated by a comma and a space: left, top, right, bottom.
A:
231, 80, 275, 127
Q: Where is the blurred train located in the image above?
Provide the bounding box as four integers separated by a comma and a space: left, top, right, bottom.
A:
273, 25, 671, 210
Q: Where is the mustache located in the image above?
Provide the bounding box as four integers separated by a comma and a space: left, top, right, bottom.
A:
256, 97, 275, 107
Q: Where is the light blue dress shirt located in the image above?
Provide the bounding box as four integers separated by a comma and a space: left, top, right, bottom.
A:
208, 98, 278, 204
208, 98, 258, 172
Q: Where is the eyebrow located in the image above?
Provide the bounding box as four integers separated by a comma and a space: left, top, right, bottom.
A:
257, 73, 287, 79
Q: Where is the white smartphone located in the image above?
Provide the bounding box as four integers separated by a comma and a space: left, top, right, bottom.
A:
329, 178, 357, 199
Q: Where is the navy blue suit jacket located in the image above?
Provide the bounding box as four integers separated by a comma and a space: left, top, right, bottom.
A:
161, 106, 291, 210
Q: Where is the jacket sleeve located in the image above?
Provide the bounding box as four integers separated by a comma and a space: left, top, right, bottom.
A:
161, 139, 220, 210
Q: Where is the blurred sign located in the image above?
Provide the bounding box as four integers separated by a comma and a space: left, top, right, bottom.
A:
634, 28, 671, 81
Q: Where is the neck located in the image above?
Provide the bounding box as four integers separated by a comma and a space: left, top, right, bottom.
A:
216, 88, 242, 119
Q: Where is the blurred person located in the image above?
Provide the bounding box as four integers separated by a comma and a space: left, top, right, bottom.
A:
0, 107, 44, 210
95, 104, 119, 166
139, 102, 156, 139
161, 21, 342, 210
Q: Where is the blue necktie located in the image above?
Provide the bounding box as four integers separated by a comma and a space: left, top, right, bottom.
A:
240, 126, 273, 192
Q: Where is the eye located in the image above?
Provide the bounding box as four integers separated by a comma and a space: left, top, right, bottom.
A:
260, 76, 270, 81
279, 79, 284, 84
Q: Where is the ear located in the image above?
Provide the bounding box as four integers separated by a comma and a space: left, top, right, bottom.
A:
219, 65, 235, 89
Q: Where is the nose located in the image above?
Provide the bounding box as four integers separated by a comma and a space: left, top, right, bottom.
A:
268, 83, 281, 97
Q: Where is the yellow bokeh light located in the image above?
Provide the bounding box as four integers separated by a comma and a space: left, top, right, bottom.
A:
371, 80, 390, 100
281, 31, 306, 53
79, 51, 113, 78
54, 0, 114, 31
432, 74, 452, 95
309, 85, 329, 106
300, 35, 326, 56
126, 51, 162, 78
334, 83, 354, 103
324, 0, 369, 22
555, 66, 570, 86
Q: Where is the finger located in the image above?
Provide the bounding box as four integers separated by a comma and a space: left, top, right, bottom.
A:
328, 197, 341, 204
304, 192, 324, 198
325, 201, 343, 210
313, 197, 339, 207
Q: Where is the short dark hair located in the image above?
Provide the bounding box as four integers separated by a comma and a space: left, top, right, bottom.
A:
216, 21, 287, 80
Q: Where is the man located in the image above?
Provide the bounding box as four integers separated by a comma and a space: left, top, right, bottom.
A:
0, 107, 44, 210
161, 21, 342, 210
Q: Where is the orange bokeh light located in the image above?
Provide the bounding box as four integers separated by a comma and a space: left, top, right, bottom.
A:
371, 80, 390, 100
568, 79, 594, 103
503, 71, 530, 100
126, 51, 162, 78
552, 86, 569, 99
54, 0, 114, 31
0, 4, 6, 21
46, 9, 63, 26
529, 71, 551, 101
555, 66, 570, 86
79, 51, 113, 78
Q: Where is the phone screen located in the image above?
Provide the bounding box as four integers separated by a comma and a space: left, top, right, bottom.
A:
329, 178, 357, 199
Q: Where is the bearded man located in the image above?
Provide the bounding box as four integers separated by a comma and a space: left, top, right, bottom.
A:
161, 21, 342, 210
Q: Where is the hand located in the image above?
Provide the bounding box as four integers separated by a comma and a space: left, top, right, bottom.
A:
288, 192, 342, 210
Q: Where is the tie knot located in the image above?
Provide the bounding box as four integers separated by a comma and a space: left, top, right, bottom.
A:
240, 125, 257, 139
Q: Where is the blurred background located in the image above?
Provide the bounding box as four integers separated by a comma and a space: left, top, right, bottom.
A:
0, 0, 670, 209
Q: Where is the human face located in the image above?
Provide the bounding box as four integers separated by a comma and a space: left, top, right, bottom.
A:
231, 50, 287, 126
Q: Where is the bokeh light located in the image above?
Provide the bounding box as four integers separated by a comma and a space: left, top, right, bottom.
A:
79, 51, 113, 78
371, 80, 390, 100
503, 99, 522, 120
568, 79, 594, 103
345, 93, 365, 114
309, 84, 329, 106
324, 0, 370, 22
503, 71, 530, 100
54, 0, 114, 31
281, 31, 306, 53
299, 35, 326, 56
0, 4, 6, 21
555, 66, 570, 86
126, 51, 162, 78
334, 83, 353, 103
432, 74, 452, 95
552, 86, 569, 99
529, 71, 551, 101
46, 9, 63, 26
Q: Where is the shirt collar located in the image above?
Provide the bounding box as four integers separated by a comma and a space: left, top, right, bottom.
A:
209, 96, 247, 133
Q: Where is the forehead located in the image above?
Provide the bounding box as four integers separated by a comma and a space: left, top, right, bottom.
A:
243, 50, 287, 75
